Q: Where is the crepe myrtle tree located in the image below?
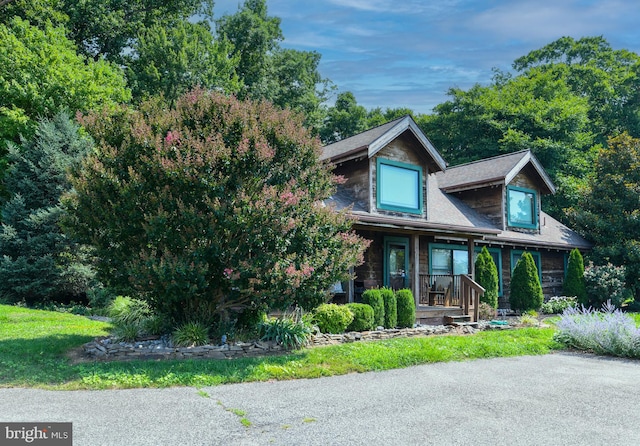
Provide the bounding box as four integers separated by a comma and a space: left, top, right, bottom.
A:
64, 89, 369, 324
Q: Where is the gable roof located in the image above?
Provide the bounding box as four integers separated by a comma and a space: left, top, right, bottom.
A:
321, 115, 447, 172
437, 150, 556, 194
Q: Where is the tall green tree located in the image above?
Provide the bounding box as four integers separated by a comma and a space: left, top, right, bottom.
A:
0, 112, 95, 304
216, 0, 330, 128
475, 246, 499, 308
215, 0, 282, 97
65, 89, 369, 325
562, 248, 587, 304
0, 17, 130, 155
569, 133, 640, 300
127, 21, 241, 104
319, 92, 369, 144
510, 252, 543, 312
1, 0, 213, 63
513, 36, 640, 141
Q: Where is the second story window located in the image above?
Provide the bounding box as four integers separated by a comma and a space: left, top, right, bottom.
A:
507, 186, 537, 229
376, 158, 423, 214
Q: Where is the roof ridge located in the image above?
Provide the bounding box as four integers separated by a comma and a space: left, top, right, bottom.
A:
445, 149, 529, 170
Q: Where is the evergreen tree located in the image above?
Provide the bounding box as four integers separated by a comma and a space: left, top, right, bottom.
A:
475, 247, 499, 308
563, 249, 587, 304
509, 252, 543, 312
0, 113, 94, 304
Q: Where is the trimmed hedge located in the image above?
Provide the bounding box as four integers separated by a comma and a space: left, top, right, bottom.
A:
362, 289, 384, 327
563, 248, 587, 305
314, 304, 353, 334
380, 287, 397, 329
396, 289, 416, 328
510, 252, 543, 312
345, 303, 375, 331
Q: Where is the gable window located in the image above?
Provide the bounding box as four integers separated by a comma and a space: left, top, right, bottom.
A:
507, 186, 538, 229
376, 158, 423, 214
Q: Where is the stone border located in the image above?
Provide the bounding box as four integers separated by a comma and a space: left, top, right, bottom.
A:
82, 321, 515, 362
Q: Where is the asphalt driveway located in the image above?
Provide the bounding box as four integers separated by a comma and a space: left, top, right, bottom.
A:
1, 352, 639, 445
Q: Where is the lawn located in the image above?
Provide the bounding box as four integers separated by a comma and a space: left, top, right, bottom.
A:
0, 304, 560, 390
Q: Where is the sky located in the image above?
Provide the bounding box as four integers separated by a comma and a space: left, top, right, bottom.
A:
212, 0, 640, 114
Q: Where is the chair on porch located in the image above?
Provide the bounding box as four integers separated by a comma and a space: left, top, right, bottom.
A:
430, 276, 453, 306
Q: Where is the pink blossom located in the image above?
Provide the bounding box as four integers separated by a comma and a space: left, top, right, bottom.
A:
223, 268, 234, 279
165, 131, 180, 145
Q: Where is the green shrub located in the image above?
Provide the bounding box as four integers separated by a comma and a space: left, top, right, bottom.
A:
345, 303, 375, 331
475, 246, 499, 308
563, 249, 587, 305
107, 295, 155, 340
396, 289, 416, 328
108, 296, 151, 326
540, 296, 577, 314
313, 303, 353, 334
172, 321, 210, 347
380, 287, 397, 329
112, 321, 141, 342
258, 313, 313, 349
478, 302, 496, 320
584, 261, 628, 308
361, 289, 384, 327
509, 252, 543, 312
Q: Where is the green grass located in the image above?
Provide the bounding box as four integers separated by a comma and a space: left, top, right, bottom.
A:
0, 304, 561, 390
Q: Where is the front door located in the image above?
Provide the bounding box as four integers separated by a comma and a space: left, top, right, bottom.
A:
384, 236, 409, 290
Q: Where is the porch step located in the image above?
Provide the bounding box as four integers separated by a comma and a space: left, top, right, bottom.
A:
444, 315, 477, 328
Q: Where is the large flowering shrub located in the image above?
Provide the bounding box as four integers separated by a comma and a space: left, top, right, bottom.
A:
64, 89, 369, 325
554, 301, 640, 358
584, 262, 628, 308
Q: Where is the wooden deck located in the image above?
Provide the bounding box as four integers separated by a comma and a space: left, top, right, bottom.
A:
418, 274, 484, 324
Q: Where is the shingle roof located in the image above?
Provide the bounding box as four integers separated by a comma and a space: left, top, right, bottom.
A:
489, 212, 592, 250
436, 150, 555, 194
321, 117, 405, 161
321, 115, 447, 172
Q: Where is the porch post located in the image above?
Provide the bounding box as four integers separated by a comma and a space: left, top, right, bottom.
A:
412, 234, 420, 306
347, 266, 354, 303
467, 237, 475, 278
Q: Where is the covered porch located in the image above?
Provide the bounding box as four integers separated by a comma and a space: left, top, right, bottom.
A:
347, 228, 486, 324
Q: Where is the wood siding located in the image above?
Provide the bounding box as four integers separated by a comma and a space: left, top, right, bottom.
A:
452, 186, 503, 228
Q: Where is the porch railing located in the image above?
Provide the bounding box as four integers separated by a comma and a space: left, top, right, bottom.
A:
419, 274, 484, 322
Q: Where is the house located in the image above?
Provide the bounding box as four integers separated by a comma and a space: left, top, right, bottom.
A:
322, 116, 591, 324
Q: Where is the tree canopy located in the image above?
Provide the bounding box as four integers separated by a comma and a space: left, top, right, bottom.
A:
569, 133, 640, 299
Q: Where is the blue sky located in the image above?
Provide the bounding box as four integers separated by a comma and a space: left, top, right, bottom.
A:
213, 0, 640, 114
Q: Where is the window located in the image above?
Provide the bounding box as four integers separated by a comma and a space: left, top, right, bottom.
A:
507, 186, 538, 229
376, 158, 423, 214
511, 250, 542, 284
429, 244, 503, 295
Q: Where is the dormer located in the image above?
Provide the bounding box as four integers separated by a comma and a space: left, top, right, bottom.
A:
321, 116, 446, 220
436, 150, 555, 232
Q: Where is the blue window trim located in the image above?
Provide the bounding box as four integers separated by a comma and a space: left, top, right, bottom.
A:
428, 243, 503, 296
376, 157, 423, 214
506, 185, 538, 229
384, 236, 410, 288
511, 250, 542, 284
